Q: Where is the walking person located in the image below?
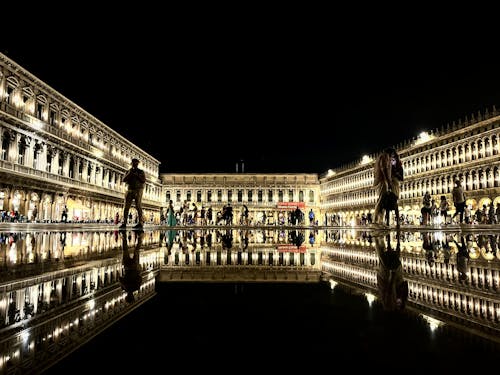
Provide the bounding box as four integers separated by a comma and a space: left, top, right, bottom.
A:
451, 179, 466, 224
119, 158, 146, 229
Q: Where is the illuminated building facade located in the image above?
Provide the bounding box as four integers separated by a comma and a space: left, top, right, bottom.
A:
3, 51, 499, 227
320, 111, 500, 225
159, 173, 320, 225
0, 53, 163, 224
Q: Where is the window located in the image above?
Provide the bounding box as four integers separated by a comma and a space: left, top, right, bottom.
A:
5, 86, 13, 104
258, 190, 263, 202
268, 189, 273, 202
187, 191, 192, 201
49, 110, 56, 125
288, 190, 294, 202
176, 190, 181, 202
299, 190, 304, 202
36, 103, 44, 119
18, 142, 25, 165
46, 153, 51, 172
238, 190, 243, 202
166, 191, 171, 202
228, 190, 232, 202
197, 190, 202, 202
309, 190, 314, 203
60, 157, 66, 176
278, 190, 284, 202
248, 190, 253, 202
207, 190, 212, 202
68, 158, 75, 178
217, 190, 222, 202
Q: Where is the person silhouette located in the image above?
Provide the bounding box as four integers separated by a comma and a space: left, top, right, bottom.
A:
119, 158, 146, 230
453, 234, 469, 281
374, 231, 408, 311
119, 230, 144, 303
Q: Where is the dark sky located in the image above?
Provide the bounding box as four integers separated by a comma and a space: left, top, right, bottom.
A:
2, 23, 499, 174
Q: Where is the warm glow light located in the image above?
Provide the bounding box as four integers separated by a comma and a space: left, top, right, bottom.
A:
360, 155, 372, 165
365, 293, 376, 305
327, 169, 336, 177
329, 279, 338, 289
21, 331, 30, 343
415, 131, 434, 145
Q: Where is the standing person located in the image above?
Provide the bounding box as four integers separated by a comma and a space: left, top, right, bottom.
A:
61, 205, 68, 223
166, 199, 177, 226
119, 158, 146, 229
420, 192, 432, 225
373, 147, 404, 228
241, 204, 249, 225
451, 179, 466, 224
206, 207, 213, 225
308, 209, 315, 225
31, 206, 38, 222
439, 195, 449, 225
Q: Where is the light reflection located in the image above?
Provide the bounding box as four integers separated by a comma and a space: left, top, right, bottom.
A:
421, 314, 443, 332
365, 293, 376, 306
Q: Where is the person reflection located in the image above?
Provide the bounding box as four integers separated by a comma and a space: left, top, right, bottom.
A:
119, 230, 144, 303
289, 230, 305, 248
374, 231, 408, 311
59, 232, 67, 257
165, 229, 176, 254
453, 234, 469, 281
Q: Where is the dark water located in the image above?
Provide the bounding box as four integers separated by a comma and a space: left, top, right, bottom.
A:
48, 281, 497, 373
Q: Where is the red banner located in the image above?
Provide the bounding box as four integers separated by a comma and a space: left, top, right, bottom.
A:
277, 244, 307, 253
277, 202, 306, 210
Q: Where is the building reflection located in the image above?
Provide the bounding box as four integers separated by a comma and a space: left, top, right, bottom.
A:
0, 229, 160, 374
1, 227, 500, 372
322, 228, 500, 343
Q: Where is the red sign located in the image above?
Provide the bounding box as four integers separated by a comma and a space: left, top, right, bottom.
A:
277, 244, 307, 253
277, 202, 306, 210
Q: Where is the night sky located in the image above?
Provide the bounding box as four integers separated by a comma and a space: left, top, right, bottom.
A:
2, 23, 499, 175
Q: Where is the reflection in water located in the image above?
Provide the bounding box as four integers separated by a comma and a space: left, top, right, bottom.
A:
374, 232, 408, 311
1, 227, 500, 372
0, 229, 160, 374
120, 230, 145, 303
322, 228, 500, 345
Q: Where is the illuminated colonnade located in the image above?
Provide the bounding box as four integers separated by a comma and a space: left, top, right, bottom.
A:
320, 115, 500, 224
0, 53, 163, 223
